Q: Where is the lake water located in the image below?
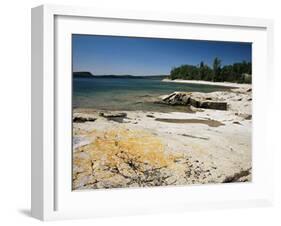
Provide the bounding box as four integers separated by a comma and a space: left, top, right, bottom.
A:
73, 77, 228, 112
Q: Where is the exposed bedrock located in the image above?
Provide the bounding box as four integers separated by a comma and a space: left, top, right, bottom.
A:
73, 114, 97, 123
73, 128, 252, 190
99, 112, 128, 123
157, 92, 228, 110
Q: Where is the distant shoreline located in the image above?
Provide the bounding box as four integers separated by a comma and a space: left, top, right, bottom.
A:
73, 71, 168, 79
162, 78, 251, 89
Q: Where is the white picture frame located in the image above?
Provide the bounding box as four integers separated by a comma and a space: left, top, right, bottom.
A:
31, 4, 274, 221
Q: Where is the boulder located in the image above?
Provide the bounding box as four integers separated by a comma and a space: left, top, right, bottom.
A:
198, 101, 227, 110
99, 112, 128, 123
189, 97, 200, 108
159, 92, 227, 111
73, 115, 97, 123
161, 92, 190, 105
99, 112, 127, 118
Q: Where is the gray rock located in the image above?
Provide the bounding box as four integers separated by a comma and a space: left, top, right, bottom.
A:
73, 115, 97, 123
159, 92, 227, 111
99, 112, 128, 123
222, 168, 252, 183
73, 136, 91, 149
99, 112, 127, 118
198, 101, 227, 110
161, 92, 190, 105
244, 114, 252, 120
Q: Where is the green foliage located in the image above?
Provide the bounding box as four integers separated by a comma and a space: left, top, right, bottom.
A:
212, 57, 221, 82
169, 58, 252, 84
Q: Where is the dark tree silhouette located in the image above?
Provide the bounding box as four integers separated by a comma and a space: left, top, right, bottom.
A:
169, 58, 251, 84
212, 57, 222, 82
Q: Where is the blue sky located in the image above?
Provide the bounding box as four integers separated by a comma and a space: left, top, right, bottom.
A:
72, 34, 252, 76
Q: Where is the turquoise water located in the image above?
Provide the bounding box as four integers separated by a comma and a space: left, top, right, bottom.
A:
73, 77, 228, 112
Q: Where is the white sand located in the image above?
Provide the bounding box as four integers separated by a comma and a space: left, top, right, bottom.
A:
162, 78, 251, 89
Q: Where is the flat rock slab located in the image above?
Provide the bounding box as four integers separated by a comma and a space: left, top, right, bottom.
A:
72, 127, 251, 190
73, 113, 97, 123
159, 92, 227, 110
99, 112, 128, 123
99, 112, 127, 118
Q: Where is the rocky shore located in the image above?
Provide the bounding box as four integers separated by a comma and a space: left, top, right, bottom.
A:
72, 86, 252, 190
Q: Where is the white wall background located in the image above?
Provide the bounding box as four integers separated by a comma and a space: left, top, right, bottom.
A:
0, 0, 280, 225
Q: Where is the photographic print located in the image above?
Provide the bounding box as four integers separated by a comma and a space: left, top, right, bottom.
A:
72, 35, 252, 190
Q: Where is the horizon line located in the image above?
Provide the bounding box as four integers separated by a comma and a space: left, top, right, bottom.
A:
74, 59, 252, 76
73, 72, 169, 76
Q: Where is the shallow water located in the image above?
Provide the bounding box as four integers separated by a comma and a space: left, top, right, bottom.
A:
73, 77, 228, 112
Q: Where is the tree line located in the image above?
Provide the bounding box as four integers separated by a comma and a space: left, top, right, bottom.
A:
169, 58, 252, 84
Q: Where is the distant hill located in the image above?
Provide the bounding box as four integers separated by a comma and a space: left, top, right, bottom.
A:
73, 71, 167, 80
92, 75, 167, 80
73, 71, 94, 78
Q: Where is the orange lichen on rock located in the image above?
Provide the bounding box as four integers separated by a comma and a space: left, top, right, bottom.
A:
73, 128, 179, 189
91, 129, 174, 167
72, 128, 221, 190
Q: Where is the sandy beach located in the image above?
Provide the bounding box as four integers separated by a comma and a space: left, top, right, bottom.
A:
162, 78, 252, 88
72, 85, 252, 190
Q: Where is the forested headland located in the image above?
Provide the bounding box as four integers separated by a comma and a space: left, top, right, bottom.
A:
169, 58, 252, 84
